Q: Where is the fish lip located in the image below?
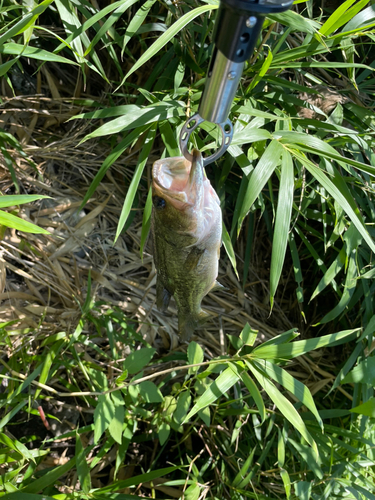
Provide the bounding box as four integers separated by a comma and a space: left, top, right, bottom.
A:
152, 152, 203, 205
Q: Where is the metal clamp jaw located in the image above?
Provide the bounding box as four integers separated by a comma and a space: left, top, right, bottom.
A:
179, 0, 293, 166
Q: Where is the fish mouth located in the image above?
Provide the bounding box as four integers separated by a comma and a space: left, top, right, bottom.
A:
152, 150, 203, 206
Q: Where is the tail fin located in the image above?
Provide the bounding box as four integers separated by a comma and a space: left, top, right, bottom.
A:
178, 310, 210, 342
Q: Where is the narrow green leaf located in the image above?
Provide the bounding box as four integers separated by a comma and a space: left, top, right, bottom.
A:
115, 125, 156, 241
76, 433, 92, 494
289, 231, 303, 304
81, 103, 176, 142
310, 247, 346, 302
140, 187, 152, 258
122, 0, 157, 53
237, 140, 283, 233
240, 370, 266, 423
0, 195, 50, 209
34, 340, 64, 401
121, 4, 217, 83
253, 360, 323, 430
20, 457, 76, 493
0, 211, 49, 234
183, 367, 239, 423
252, 328, 359, 360
0, 0, 54, 48
291, 150, 375, 254
270, 150, 294, 309
247, 48, 273, 93
342, 357, 375, 386
0, 43, 78, 64
288, 438, 323, 479
232, 446, 257, 487
94, 466, 179, 493
84, 0, 139, 56
246, 361, 318, 456
222, 223, 239, 278
80, 126, 150, 209
350, 398, 375, 418
318, 251, 358, 324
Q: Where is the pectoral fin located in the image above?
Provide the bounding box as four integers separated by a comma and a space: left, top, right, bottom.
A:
185, 247, 205, 271
156, 277, 171, 312
210, 280, 226, 292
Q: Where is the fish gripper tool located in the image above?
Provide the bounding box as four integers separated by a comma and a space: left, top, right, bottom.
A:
179, 0, 293, 166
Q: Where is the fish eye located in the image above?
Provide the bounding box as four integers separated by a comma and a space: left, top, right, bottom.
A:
153, 196, 166, 209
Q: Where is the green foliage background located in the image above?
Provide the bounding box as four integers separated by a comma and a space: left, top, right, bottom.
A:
1, 0, 375, 498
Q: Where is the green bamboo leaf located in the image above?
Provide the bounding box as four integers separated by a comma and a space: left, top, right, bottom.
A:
84, 0, 139, 56
1, 494, 57, 500
183, 367, 240, 423
252, 327, 359, 360
239, 369, 266, 422
140, 186, 152, 258
80, 125, 150, 209
20, 457, 76, 493
121, 4, 217, 84
222, 223, 239, 278
270, 150, 294, 310
320, 0, 369, 36
280, 469, 291, 500
247, 49, 273, 94
291, 150, 375, 253
0, 58, 19, 78
115, 124, 156, 241
246, 361, 318, 457
34, 340, 64, 401
0, 211, 50, 234
270, 10, 320, 35
232, 445, 257, 487
318, 251, 358, 324
279, 131, 375, 177
341, 357, 375, 386
343, 5, 375, 33
289, 231, 303, 304
237, 140, 283, 234
271, 61, 372, 70
76, 433, 92, 494
80, 103, 178, 142
94, 466, 179, 493
53, 0, 125, 53
159, 120, 180, 157
253, 359, 323, 430
288, 438, 323, 479
122, 0, 158, 54
350, 398, 375, 418
0, 195, 50, 209
310, 246, 346, 302
0, 43, 78, 64
0, 0, 54, 48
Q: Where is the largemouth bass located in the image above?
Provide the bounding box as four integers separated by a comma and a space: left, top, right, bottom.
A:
151, 149, 222, 341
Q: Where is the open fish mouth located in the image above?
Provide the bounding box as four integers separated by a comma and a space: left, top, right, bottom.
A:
152, 151, 203, 206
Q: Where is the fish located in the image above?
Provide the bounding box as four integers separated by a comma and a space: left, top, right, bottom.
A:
151, 149, 222, 341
